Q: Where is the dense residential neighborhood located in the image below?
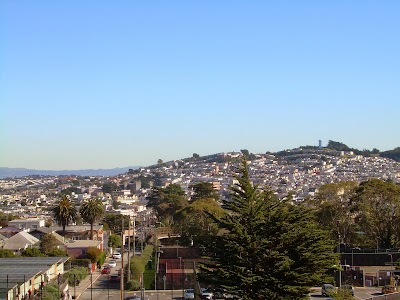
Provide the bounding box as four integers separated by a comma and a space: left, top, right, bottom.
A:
1, 147, 400, 300
1, 148, 399, 219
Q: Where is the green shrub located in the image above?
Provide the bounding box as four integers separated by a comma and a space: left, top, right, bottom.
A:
47, 248, 68, 257
129, 245, 154, 285
99, 251, 107, 266
65, 267, 89, 286
126, 280, 141, 291
130, 256, 145, 281
86, 247, 102, 263
43, 284, 61, 300
0, 249, 15, 258
21, 248, 46, 257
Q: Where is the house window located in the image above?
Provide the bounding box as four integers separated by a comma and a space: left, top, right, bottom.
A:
72, 236, 82, 240
31, 224, 38, 229
81, 249, 87, 255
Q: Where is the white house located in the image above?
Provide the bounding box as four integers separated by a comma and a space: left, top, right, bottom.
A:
8, 218, 46, 232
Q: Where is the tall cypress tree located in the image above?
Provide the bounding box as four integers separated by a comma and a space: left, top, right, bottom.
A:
199, 160, 337, 300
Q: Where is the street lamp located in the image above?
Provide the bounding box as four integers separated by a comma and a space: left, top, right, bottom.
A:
179, 258, 183, 300
90, 270, 93, 300
156, 248, 163, 300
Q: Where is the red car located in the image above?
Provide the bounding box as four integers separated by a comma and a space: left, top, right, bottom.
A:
101, 267, 111, 274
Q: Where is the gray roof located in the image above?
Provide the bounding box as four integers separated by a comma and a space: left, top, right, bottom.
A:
30, 227, 53, 234
2, 231, 39, 251
0, 226, 22, 234
65, 239, 101, 248
0, 257, 69, 290
51, 224, 103, 232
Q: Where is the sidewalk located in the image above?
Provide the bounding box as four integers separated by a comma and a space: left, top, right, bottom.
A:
69, 270, 102, 299
69, 252, 131, 299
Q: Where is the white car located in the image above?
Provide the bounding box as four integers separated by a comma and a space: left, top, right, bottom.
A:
184, 289, 195, 299
108, 260, 117, 268
201, 288, 213, 300
113, 252, 122, 259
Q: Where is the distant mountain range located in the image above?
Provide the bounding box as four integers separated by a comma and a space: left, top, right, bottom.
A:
0, 166, 140, 179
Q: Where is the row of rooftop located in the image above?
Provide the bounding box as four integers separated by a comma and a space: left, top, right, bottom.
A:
1, 149, 399, 217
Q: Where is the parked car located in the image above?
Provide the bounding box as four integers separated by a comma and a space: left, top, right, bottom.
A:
321, 284, 335, 297
184, 289, 195, 299
101, 267, 111, 274
201, 288, 214, 300
339, 285, 354, 296
211, 288, 237, 299
125, 295, 140, 300
109, 274, 120, 282
108, 260, 117, 268
112, 252, 122, 259
124, 294, 150, 300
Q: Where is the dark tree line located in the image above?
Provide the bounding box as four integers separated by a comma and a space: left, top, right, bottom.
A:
308, 178, 400, 249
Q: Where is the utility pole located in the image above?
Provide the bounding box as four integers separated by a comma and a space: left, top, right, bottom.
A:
90, 271, 93, 300
120, 216, 124, 300
141, 214, 144, 252
127, 214, 131, 281
133, 215, 136, 256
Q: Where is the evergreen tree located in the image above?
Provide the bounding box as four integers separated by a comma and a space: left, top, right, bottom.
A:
190, 181, 219, 202
40, 233, 58, 254
199, 160, 337, 300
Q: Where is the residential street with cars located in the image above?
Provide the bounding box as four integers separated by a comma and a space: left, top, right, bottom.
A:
75, 252, 390, 300
309, 286, 388, 300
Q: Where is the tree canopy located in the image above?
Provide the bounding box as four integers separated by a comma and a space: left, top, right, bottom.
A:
102, 182, 120, 193
146, 184, 188, 226
40, 233, 59, 254
103, 213, 130, 234
52, 195, 77, 236
199, 161, 337, 300
352, 178, 400, 249
173, 198, 225, 239
79, 198, 104, 239
190, 181, 219, 202
309, 181, 358, 246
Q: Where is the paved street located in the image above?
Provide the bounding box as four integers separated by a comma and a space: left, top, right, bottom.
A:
77, 252, 187, 300
309, 286, 385, 300
75, 253, 388, 300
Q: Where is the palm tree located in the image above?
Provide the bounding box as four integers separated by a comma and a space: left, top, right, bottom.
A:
79, 198, 104, 240
53, 195, 77, 236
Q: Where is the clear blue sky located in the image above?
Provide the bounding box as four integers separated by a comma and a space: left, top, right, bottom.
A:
1, 1, 399, 170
